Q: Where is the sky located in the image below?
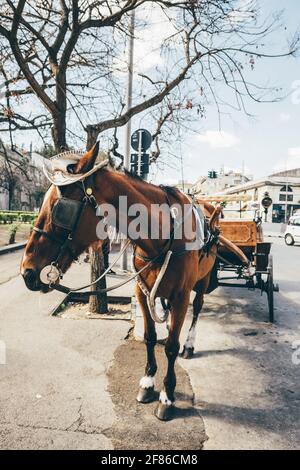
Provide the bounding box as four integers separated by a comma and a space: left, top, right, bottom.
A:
148, 0, 300, 185
1, 0, 300, 186
110, 0, 300, 185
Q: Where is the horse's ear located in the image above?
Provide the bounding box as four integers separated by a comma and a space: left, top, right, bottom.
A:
72, 142, 100, 174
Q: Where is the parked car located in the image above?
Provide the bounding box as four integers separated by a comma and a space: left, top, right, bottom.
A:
285, 215, 300, 246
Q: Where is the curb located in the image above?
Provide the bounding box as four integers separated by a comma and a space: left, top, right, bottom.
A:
0, 241, 27, 255
265, 234, 284, 239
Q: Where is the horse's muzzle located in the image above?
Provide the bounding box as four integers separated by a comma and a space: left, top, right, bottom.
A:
22, 268, 43, 291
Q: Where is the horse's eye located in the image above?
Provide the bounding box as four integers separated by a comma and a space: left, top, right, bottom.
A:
67, 164, 76, 174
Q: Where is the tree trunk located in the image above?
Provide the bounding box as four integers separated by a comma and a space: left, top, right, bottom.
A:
9, 233, 16, 245
89, 244, 108, 314
52, 71, 68, 152
8, 179, 15, 211
86, 127, 108, 314
86, 126, 99, 150
52, 113, 67, 152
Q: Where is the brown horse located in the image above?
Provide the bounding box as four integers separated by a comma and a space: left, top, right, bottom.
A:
21, 143, 219, 421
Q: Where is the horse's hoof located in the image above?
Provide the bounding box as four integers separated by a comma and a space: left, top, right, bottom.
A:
180, 346, 194, 359
155, 403, 174, 421
136, 386, 156, 404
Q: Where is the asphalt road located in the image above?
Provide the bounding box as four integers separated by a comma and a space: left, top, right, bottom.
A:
0, 238, 299, 450
179, 237, 300, 450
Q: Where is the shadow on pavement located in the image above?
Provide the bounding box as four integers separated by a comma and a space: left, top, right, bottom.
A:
106, 339, 207, 450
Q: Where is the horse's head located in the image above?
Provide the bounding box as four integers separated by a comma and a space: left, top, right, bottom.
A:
21, 143, 102, 292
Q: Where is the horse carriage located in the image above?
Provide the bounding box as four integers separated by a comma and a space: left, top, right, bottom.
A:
199, 195, 279, 323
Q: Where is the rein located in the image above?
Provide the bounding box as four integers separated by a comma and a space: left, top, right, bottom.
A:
33, 172, 186, 302
34, 162, 219, 323
51, 254, 153, 297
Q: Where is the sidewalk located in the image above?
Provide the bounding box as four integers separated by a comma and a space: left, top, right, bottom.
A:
0, 249, 133, 450
0, 274, 131, 449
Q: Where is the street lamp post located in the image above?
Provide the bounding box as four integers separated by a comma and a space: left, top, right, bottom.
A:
261, 192, 273, 223
122, 10, 135, 271
285, 177, 289, 224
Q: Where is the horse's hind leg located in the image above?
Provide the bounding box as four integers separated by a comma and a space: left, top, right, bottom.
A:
136, 285, 157, 404
181, 277, 210, 359
155, 292, 190, 421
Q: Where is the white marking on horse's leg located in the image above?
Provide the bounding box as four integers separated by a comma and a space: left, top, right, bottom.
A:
159, 390, 174, 406
139, 376, 155, 389
184, 324, 197, 350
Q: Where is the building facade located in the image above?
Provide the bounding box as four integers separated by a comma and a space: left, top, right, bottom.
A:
175, 180, 194, 194
191, 168, 252, 196
221, 169, 300, 223
0, 146, 47, 211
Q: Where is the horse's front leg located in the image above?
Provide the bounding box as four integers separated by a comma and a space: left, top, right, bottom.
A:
136, 285, 157, 404
155, 292, 190, 421
181, 275, 210, 359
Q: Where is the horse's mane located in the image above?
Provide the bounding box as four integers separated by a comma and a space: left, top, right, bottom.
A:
123, 168, 144, 182
159, 185, 181, 199
123, 169, 181, 198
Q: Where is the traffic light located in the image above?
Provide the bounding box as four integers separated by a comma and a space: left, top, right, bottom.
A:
208, 170, 218, 179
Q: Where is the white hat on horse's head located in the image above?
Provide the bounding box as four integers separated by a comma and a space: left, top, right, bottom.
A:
43, 149, 111, 186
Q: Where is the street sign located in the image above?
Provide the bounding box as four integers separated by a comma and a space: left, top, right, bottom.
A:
131, 129, 152, 152
261, 192, 273, 222
130, 129, 152, 178
130, 153, 150, 176
261, 192, 273, 209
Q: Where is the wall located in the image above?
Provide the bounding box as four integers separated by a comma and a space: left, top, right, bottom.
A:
0, 189, 9, 210
193, 172, 251, 196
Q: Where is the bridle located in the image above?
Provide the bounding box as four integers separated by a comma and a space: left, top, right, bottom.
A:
33, 175, 98, 285
32, 171, 158, 297
32, 163, 217, 322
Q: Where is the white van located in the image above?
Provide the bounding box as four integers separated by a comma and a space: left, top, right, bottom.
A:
285, 215, 300, 246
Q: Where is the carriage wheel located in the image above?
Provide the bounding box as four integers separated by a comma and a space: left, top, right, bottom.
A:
267, 255, 274, 323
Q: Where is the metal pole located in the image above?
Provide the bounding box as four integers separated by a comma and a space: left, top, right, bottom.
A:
138, 129, 142, 176
284, 156, 288, 224
122, 10, 135, 271
285, 176, 288, 224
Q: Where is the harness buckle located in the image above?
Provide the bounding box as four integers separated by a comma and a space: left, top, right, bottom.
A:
40, 263, 61, 285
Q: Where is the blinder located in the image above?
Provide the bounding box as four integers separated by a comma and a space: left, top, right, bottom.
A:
33, 176, 97, 285
52, 197, 85, 232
